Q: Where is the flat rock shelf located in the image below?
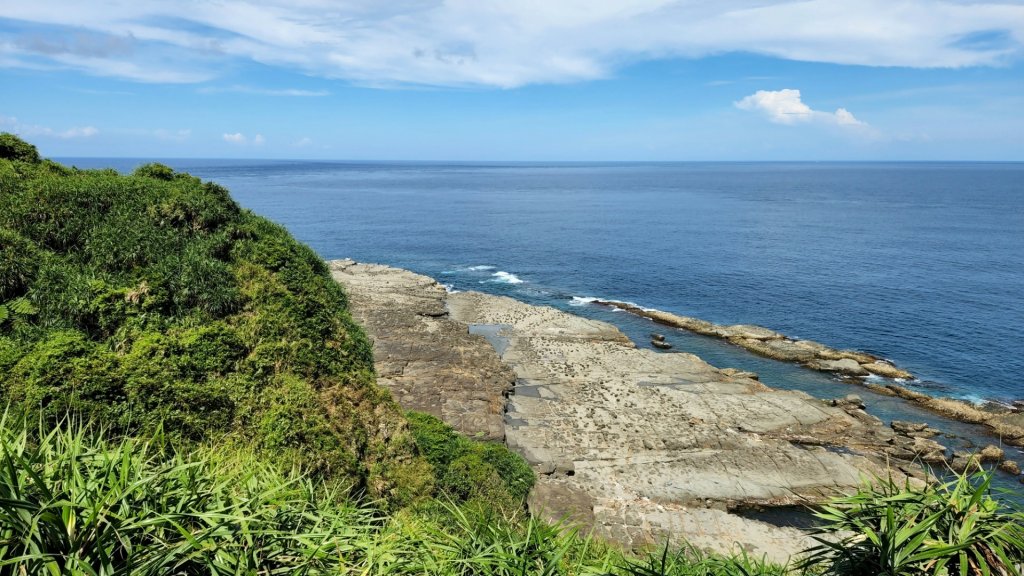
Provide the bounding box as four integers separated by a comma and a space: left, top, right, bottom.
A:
330, 259, 929, 563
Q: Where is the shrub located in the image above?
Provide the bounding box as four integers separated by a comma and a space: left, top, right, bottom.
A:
0, 228, 42, 301
798, 471, 1024, 576
407, 411, 535, 512
133, 162, 175, 180
0, 132, 40, 163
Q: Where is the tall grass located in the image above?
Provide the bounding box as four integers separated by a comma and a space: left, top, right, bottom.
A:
0, 416, 797, 575
0, 414, 376, 574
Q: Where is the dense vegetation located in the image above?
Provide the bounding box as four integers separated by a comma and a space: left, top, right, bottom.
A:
2, 134, 1023, 575
0, 134, 532, 510
0, 416, 786, 575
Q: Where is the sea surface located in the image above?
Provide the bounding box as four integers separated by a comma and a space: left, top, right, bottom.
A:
63, 158, 1024, 464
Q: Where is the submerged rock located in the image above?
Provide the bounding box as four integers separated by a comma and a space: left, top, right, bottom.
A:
979, 444, 1005, 462
862, 361, 914, 380
999, 460, 1021, 475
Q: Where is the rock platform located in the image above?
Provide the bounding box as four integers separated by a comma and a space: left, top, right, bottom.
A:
330, 260, 925, 563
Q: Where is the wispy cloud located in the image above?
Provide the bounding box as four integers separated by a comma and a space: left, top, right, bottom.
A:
736, 89, 867, 128
1, 114, 99, 138
222, 132, 265, 145
1, 1, 1022, 88
154, 128, 191, 141
199, 85, 330, 97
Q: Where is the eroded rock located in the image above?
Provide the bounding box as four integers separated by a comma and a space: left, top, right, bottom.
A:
334, 260, 923, 563
446, 289, 914, 562
329, 260, 515, 440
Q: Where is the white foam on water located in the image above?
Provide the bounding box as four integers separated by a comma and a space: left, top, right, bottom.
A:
442, 264, 496, 274
487, 271, 524, 284
569, 296, 599, 307
604, 298, 659, 313
441, 283, 460, 294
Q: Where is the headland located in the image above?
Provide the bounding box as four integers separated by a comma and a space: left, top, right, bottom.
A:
330, 259, 1023, 561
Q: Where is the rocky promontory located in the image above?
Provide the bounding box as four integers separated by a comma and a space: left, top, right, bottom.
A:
591, 300, 914, 380
330, 260, 940, 562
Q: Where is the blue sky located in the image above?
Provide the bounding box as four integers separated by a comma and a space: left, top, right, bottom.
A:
1, 1, 1023, 160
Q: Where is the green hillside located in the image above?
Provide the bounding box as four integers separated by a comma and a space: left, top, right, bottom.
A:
0, 133, 430, 502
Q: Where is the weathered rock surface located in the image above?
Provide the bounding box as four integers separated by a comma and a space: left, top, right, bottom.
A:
592, 300, 915, 380
329, 260, 515, 440
446, 290, 916, 563
331, 260, 925, 563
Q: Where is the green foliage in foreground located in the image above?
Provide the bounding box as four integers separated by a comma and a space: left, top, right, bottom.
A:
407, 411, 535, 513
11, 419, 1023, 576
0, 133, 430, 503
800, 472, 1024, 576
0, 418, 788, 575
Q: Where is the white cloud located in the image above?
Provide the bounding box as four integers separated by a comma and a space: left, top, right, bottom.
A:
736, 89, 867, 128
223, 132, 265, 145
154, 128, 191, 141
198, 85, 329, 97
0, 1, 1021, 88
292, 136, 312, 147
57, 126, 98, 138
1, 114, 99, 138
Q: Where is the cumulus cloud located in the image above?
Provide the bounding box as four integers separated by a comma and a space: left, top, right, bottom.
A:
0, 1, 1022, 87
292, 136, 312, 147
1, 114, 99, 138
736, 89, 867, 128
223, 132, 265, 145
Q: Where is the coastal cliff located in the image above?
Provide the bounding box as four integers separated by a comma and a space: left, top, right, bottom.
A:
331, 259, 937, 561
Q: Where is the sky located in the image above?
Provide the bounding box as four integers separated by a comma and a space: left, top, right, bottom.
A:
1, 0, 1023, 161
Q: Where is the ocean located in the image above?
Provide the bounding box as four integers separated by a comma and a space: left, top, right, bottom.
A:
62, 159, 1024, 455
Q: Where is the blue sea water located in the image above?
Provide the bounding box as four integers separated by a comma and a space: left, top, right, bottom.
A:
63, 157, 1024, 465
65, 159, 1024, 406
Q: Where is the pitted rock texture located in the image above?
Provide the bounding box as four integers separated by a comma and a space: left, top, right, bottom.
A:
329, 260, 514, 440
447, 290, 913, 563
332, 261, 919, 563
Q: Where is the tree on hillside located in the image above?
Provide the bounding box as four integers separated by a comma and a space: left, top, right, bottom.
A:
0, 133, 41, 163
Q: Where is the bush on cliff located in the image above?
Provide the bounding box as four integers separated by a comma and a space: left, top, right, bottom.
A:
407, 411, 535, 512
0, 133, 430, 503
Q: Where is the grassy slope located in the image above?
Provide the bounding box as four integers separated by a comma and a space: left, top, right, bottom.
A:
0, 134, 430, 503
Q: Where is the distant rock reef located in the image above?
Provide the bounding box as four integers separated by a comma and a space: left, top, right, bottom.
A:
591, 299, 914, 380
590, 300, 1024, 448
